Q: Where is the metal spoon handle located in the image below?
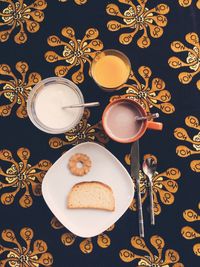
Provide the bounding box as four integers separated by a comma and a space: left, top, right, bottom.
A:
62, 102, 100, 109
136, 113, 159, 121
149, 181, 155, 225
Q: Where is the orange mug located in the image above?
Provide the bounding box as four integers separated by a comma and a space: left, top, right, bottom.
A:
102, 98, 163, 143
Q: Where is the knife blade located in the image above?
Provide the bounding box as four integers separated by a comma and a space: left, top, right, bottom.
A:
130, 141, 144, 238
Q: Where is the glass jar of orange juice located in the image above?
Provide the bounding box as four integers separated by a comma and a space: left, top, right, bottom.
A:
90, 49, 131, 92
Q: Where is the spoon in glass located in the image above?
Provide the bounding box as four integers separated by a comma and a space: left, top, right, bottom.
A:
62, 102, 100, 109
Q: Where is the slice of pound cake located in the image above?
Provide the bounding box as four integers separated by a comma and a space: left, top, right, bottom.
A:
67, 181, 115, 211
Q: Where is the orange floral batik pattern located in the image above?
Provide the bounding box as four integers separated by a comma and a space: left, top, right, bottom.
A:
174, 115, 200, 173
0, 61, 41, 118
51, 217, 114, 254
49, 109, 109, 150
0, 227, 53, 266
178, 0, 200, 9
0, 0, 47, 44
58, 0, 87, 4
120, 235, 184, 266
45, 26, 103, 84
168, 32, 200, 90
0, 148, 52, 208
110, 67, 175, 114
106, 0, 169, 48
181, 202, 200, 256
125, 154, 181, 215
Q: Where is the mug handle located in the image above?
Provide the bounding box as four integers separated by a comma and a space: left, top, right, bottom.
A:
147, 121, 163, 131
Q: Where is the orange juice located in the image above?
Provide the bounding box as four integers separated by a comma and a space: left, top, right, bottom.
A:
91, 50, 131, 90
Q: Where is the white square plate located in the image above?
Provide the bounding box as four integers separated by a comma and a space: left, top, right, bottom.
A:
42, 142, 134, 238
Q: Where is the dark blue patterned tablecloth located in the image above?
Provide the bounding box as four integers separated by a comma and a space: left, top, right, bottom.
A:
0, 1, 200, 266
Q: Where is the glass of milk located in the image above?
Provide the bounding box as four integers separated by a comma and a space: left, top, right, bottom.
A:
27, 77, 84, 134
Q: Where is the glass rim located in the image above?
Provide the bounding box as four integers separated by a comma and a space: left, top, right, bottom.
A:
90, 49, 131, 91
27, 77, 84, 134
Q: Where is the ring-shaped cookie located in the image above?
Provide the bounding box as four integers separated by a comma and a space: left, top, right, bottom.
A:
68, 153, 91, 176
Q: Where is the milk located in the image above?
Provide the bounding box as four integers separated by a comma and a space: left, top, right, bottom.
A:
34, 83, 82, 130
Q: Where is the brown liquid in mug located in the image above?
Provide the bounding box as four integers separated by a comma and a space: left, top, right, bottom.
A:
105, 102, 143, 140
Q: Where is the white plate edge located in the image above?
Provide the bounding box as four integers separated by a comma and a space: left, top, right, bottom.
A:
41, 142, 134, 238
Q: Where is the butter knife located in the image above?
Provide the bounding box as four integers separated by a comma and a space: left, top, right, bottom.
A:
131, 141, 144, 238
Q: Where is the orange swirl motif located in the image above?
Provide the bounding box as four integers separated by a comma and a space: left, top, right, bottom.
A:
45, 26, 103, 84
106, 0, 169, 48
174, 116, 200, 172
125, 154, 181, 215
0, 61, 41, 118
178, 0, 200, 9
110, 66, 175, 114
0, 0, 47, 44
51, 217, 114, 254
49, 109, 109, 150
0, 227, 53, 266
120, 235, 184, 266
58, 0, 87, 4
0, 148, 52, 208
181, 202, 200, 256
168, 32, 200, 90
